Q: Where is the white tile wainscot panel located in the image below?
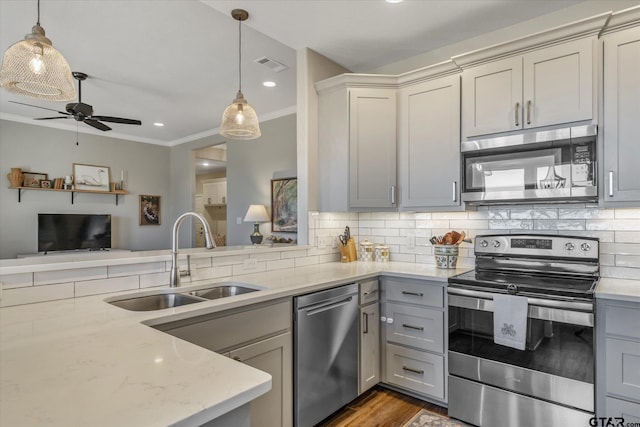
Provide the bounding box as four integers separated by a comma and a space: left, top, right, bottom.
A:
0, 272, 33, 289
139, 272, 170, 289
107, 262, 165, 278
75, 276, 139, 297
34, 267, 107, 286
1, 282, 74, 307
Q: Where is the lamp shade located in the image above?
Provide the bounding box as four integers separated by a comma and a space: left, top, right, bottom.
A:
0, 24, 75, 101
220, 92, 261, 140
244, 204, 269, 223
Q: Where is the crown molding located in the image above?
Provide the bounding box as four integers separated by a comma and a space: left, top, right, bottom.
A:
601, 5, 640, 35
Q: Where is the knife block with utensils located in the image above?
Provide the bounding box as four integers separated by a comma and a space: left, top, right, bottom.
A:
339, 238, 357, 263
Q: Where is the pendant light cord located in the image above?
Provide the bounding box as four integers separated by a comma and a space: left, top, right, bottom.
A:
36, 0, 40, 25
238, 17, 242, 92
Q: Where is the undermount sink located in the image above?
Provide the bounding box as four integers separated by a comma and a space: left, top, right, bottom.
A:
185, 284, 260, 300
108, 293, 204, 311
107, 282, 263, 311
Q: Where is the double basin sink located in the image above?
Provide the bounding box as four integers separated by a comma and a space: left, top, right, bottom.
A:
108, 282, 261, 311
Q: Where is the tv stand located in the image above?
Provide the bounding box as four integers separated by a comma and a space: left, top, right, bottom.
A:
9, 186, 128, 205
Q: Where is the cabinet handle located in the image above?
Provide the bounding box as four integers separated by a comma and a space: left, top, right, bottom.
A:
452, 181, 457, 202
402, 366, 424, 375
402, 323, 424, 331
233, 356, 242, 362
363, 312, 369, 334
609, 171, 614, 197
527, 100, 532, 125
515, 102, 520, 127
390, 185, 396, 205
363, 289, 378, 297
401, 290, 423, 297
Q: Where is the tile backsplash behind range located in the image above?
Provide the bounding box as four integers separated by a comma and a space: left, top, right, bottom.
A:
311, 205, 640, 280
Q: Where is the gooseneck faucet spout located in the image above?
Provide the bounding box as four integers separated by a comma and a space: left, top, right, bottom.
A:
170, 212, 215, 288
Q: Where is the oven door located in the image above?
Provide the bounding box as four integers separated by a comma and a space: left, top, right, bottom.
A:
447, 287, 595, 424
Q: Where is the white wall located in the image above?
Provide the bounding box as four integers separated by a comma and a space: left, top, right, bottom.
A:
0, 120, 171, 258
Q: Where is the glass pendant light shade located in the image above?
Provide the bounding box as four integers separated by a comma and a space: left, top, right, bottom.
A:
220, 90, 261, 140
0, 3, 76, 101
219, 9, 261, 140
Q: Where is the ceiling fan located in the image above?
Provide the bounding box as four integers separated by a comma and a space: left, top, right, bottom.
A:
10, 72, 142, 131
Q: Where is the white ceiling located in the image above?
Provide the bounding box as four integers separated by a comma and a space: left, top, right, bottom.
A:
0, 0, 586, 146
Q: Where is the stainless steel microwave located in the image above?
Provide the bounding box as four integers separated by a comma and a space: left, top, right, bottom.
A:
461, 125, 597, 204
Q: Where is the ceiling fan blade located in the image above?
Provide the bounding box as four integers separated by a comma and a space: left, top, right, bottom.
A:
90, 116, 142, 125
9, 101, 71, 116
84, 119, 112, 132
34, 116, 72, 120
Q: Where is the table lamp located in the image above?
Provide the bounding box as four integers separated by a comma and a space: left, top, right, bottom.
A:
244, 204, 269, 244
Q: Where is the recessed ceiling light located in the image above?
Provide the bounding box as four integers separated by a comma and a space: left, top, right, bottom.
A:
153, 122, 164, 127
385, 0, 403, 3
263, 81, 276, 88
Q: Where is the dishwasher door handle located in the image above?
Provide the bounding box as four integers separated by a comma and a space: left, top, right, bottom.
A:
304, 296, 354, 316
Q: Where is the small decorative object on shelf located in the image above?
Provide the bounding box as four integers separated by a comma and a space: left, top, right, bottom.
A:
40, 180, 52, 189
64, 175, 73, 190
7, 167, 24, 188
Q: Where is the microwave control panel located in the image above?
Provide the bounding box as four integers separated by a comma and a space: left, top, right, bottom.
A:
572, 144, 594, 187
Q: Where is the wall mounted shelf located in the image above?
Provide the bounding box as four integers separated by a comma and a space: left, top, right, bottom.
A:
9, 186, 129, 205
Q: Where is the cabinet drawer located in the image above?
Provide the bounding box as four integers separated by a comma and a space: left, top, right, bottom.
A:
385, 343, 445, 400
385, 302, 444, 353
360, 278, 379, 305
606, 337, 640, 402
605, 397, 640, 423
163, 300, 291, 353
383, 278, 443, 308
606, 305, 640, 340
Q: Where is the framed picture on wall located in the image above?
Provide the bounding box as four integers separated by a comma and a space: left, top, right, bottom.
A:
73, 163, 111, 191
140, 195, 161, 225
23, 172, 48, 188
271, 177, 297, 233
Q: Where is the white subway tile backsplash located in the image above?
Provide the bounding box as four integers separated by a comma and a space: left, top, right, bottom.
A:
1, 282, 74, 307
385, 220, 416, 229
616, 255, 640, 268
449, 220, 489, 230
34, 267, 107, 286
559, 208, 615, 219
139, 272, 170, 288
0, 272, 33, 289
587, 220, 640, 231
360, 220, 385, 228
600, 266, 640, 280
599, 254, 616, 266
390, 253, 416, 263
318, 253, 340, 264
266, 258, 295, 271
432, 212, 468, 220
249, 252, 282, 261
614, 208, 640, 219
75, 276, 139, 297
371, 212, 400, 220
280, 249, 311, 259
489, 220, 533, 230
533, 220, 585, 231
601, 243, 640, 256
615, 231, 640, 243
295, 256, 319, 267
416, 220, 450, 229
232, 262, 266, 276
192, 265, 234, 281
108, 262, 165, 278
510, 208, 534, 219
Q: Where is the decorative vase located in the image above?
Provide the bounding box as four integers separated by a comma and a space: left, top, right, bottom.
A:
7, 168, 24, 188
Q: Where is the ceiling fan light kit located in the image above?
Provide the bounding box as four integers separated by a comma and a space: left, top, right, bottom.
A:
0, 0, 76, 101
220, 9, 261, 140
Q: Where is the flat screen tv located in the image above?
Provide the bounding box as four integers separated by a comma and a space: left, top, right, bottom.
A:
38, 214, 111, 253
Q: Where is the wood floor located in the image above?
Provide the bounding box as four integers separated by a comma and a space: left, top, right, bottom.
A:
318, 386, 448, 427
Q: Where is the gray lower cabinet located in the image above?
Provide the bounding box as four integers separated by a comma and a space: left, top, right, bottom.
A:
596, 297, 640, 421
380, 277, 446, 403
155, 299, 292, 427
602, 24, 640, 206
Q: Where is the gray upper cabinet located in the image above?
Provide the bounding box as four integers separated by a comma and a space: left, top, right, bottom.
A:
317, 80, 397, 211
349, 88, 397, 208
398, 75, 461, 208
461, 37, 594, 139
602, 25, 640, 205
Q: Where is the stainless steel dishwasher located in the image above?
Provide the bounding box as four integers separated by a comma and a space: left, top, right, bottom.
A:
294, 283, 359, 427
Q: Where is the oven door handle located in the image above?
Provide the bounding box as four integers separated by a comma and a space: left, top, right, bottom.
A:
447, 287, 594, 327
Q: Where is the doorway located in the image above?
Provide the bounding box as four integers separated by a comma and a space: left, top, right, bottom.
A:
194, 144, 227, 247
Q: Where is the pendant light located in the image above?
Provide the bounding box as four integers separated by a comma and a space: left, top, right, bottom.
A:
220, 9, 261, 140
0, 0, 75, 101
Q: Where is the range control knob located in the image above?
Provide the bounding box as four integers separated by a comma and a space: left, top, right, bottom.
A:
492, 240, 501, 248
480, 239, 489, 248
565, 242, 575, 251
581, 243, 592, 252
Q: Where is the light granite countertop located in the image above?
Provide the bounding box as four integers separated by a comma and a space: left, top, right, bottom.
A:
595, 277, 640, 303
0, 261, 464, 427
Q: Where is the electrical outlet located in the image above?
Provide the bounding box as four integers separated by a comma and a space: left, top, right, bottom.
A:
330, 236, 338, 249
316, 236, 327, 248
236, 217, 242, 225
243, 258, 258, 270
406, 234, 415, 249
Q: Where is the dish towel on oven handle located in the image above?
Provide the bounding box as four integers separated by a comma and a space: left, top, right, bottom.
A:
493, 294, 528, 350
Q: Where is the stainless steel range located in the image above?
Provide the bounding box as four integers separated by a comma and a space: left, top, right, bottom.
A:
447, 233, 599, 427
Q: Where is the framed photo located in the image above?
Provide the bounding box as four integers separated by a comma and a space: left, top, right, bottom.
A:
140, 195, 161, 226
40, 180, 52, 189
271, 177, 297, 233
23, 172, 48, 188
73, 163, 110, 191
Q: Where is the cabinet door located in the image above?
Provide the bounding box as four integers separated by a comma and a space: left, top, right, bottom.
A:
360, 303, 380, 394
202, 182, 217, 205
605, 337, 640, 402
349, 88, 397, 208
229, 333, 293, 427
523, 37, 594, 128
385, 343, 445, 400
399, 75, 461, 208
462, 56, 523, 138
603, 27, 640, 204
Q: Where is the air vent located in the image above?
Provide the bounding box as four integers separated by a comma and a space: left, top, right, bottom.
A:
254, 56, 288, 72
